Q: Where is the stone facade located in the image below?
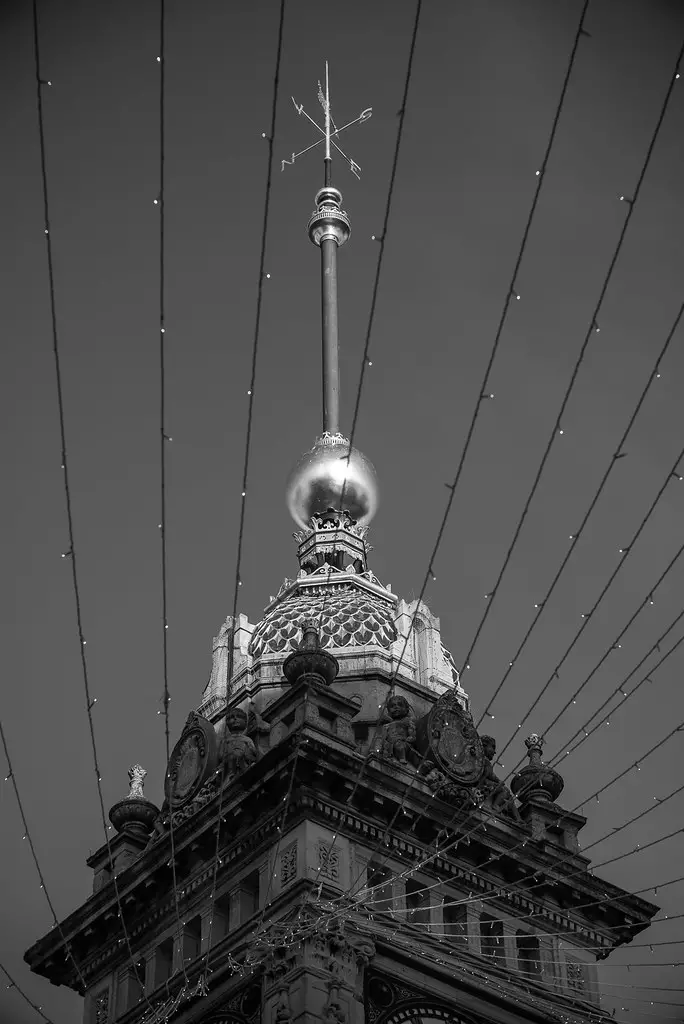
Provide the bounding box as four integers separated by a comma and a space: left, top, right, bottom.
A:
24, 518, 658, 1024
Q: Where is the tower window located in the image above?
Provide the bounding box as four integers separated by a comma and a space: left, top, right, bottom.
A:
127, 960, 146, 1010
211, 892, 231, 944
405, 878, 430, 926
236, 870, 260, 922
443, 900, 468, 944
153, 937, 173, 986
183, 916, 202, 966
517, 931, 542, 977
366, 861, 393, 914
480, 914, 505, 961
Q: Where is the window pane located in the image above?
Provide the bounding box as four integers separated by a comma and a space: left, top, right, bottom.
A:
367, 862, 393, 914
405, 879, 430, 926
443, 901, 468, 944
480, 915, 505, 961
516, 931, 542, 976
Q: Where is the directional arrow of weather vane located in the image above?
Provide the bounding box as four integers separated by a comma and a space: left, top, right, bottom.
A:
282, 62, 372, 181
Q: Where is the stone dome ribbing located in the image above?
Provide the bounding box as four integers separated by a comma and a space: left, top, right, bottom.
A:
249, 581, 397, 659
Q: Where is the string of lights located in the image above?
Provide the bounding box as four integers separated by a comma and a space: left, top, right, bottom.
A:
418, 944, 684, 1009
311, 0, 656, 913
347, 0, 422, 454
155, 0, 189, 990
30, 0, 154, 1009
307, 0, 426, 907
303, 710, 684, 954
349, 777, 684, 921
0, 959, 53, 1024
332, 547, 684, 928
499, 514, 684, 772
350, 891, 684, 947
476, 298, 684, 729
316, 820, 684, 953
394, 495, 684, 870
201, 0, 286, 983
548, 622, 684, 769
0, 717, 86, 994
462, 39, 684, 684
422, 949, 684, 1012
373, 933, 647, 1024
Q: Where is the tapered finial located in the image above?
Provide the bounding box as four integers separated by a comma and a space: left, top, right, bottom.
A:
283, 68, 378, 528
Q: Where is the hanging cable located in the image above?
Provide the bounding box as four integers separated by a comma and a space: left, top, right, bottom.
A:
461, 39, 684, 681
358, 776, 684, 922
308, 0, 628, 913
307, 0, 424, 909
476, 299, 684, 727
498, 506, 684, 769
0, 960, 54, 1024
336, 522, 684, 924
155, 0, 189, 989
1, 719, 86, 993
304, 709, 684, 953
548, 621, 684, 769
31, 0, 154, 1008
201, 0, 286, 984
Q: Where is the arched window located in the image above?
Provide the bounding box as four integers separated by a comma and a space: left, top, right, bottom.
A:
480, 913, 505, 961
516, 931, 542, 977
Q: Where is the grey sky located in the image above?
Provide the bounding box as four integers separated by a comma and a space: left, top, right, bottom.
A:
1, 1, 683, 1021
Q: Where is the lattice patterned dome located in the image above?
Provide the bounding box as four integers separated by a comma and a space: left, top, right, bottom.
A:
249, 583, 397, 659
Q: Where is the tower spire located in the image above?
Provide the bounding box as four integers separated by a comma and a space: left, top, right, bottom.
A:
284, 68, 378, 530
283, 66, 372, 435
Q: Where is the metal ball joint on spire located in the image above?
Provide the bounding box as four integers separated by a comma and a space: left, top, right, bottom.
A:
283, 63, 377, 530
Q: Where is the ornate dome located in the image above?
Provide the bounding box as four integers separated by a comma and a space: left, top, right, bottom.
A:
249, 582, 397, 659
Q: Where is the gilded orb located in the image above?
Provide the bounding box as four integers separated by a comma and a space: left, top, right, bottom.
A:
286, 433, 379, 529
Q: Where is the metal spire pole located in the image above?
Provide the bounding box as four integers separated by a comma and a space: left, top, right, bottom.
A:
284, 65, 372, 436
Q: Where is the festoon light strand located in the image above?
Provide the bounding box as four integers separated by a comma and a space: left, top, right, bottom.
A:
31, 0, 154, 1009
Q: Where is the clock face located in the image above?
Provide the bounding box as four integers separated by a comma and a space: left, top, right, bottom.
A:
165, 713, 218, 808
382, 1008, 466, 1024
367, 977, 470, 1024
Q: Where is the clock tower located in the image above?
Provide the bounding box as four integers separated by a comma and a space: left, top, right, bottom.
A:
24, 69, 657, 1024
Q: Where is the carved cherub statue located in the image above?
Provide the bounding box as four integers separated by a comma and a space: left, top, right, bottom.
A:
480, 735, 523, 823
127, 764, 147, 800
380, 695, 416, 764
221, 707, 257, 776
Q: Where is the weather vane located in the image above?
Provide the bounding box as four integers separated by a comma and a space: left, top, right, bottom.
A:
282, 61, 372, 184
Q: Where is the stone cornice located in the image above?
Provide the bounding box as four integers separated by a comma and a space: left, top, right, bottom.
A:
25, 718, 656, 992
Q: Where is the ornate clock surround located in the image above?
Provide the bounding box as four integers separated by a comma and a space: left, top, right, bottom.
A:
366, 972, 480, 1024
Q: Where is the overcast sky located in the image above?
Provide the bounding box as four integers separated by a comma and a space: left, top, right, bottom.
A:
2, 1, 684, 1022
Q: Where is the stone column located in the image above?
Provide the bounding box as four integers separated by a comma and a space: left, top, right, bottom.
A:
260, 921, 375, 1024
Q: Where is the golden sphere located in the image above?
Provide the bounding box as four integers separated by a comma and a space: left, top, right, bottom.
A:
286, 433, 379, 529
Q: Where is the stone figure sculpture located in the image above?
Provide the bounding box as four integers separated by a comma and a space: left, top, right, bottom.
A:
379, 695, 416, 764
221, 707, 257, 776
126, 764, 147, 800
480, 735, 523, 823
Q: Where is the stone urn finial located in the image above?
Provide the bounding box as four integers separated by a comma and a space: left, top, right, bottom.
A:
109, 764, 160, 839
510, 733, 564, 805
282, 619, 339, 687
